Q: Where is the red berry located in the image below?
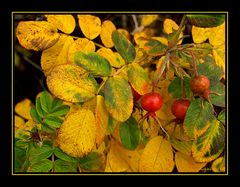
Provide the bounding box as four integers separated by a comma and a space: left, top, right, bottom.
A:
141, 92, 163, 112
171, 99, 190, 120
190, 75, 210, 94
130, 86, 142, 102
203, 89, 211, 100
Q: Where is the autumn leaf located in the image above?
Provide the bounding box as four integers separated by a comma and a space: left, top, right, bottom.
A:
57, 109, 97, 157
144, 39, 168, 56
192, 26, 210, 44
139, 136, 174, 172
211, 156, 225, 172
47, 64, 99, 103
141, 15, 159, 27
68, 38, 95, 63
41, 34, 74, 76
104, 75, 133, 122
192, 118, 225, 163
97, 47, 125, 68
45, 14, 76, 34
15, 98, 33, 120
16, 21, 60, 51
175, 152, 207, 172
127, 63, 151, 95
100, 20, 116, 48
78, 15, 101, 40
117, 28, 131, 40
95, 95, 109, 146
134, 31, 148, 47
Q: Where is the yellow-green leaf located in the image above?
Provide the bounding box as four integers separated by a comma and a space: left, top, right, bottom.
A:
100, 20, 116, 48
192, 119, 225, 162
97, 47, 125, 68
117, 28, 131, 40
175, 152, 207, 172
104, 75, 133, 122
45, 14, 76, 34
74, 51, 112, 77
127, 63, 151, 95
16, 21, 60, 51
134, 31, 148, 47
141, 15, 159, 27
68, 38, 95, 63
192, 26, 210, 44
211, 156, 225, 172
57, 109, 96, 157
41, 35, 74, 76
78, 15, 101, 40
208, 23, 225, 46
47, 64, 99, 103
95, 95, 109, 146
139, 136, 174, 172
169, 136, 193, 156
15, 98, 33, 120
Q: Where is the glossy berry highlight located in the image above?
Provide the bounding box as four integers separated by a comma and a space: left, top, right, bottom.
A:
141, 92, 163, 112
171, 99, 190, 120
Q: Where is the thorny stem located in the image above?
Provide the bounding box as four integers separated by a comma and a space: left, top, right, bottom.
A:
191, 52, 198, 77
152, 52, 170, 92
153, 116, 169, 139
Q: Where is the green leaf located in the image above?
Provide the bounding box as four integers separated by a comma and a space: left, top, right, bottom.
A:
15, 146, 26, 172
29, 141, 54, 164
30, 107, 42, 123
169, 136, 193, 156
168, 77, 192, 99
40, 91, 53, 113
107, 115, 118, 134
54, 147, 79, 163
41, 123, 55, 133
53, 159, 77, 172
50, 98, 63, 111
36, 97, 46, 118
74, 51, 112, 77
50, 105, 70, 116
119, 116, 140, 150
112, 30, 136, 63
197, 55, 224, 86
186, 14, 225, 28
79, 152, 103, 170
29, 159, 53, 172
209, 82, 225, 107
104, 75, 133, 122
144, 39, 167, 56
218, 110, 225, 125
192, 118, 225, 162
127, 63, 151, 95
49, 105, 70, 116
184, 99, 215, 139
44, 116, 63, 128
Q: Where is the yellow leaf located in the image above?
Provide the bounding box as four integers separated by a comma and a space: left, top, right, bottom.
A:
16, 21, 60, 51
208, 23, 225, 47
15, 115, 25, 131
100, 20, 116, 48
211, 156, 225, 172
97, 47, 125, 68
45, 14, 76, 34
15, 118, 36, 137
41, 35, 74, 76
191, 26, 210, 44
57, 109, 96, 157
15, 98, 33, 120
117, 28, 131, 40
82, 97, 97, 112
78, 15, 101, 40
165, 123, 192, 141
175, 152, 207, 172
213, 45, 225, 78
141, 15, 159, 27
151, 37, 169, 46
95, 95, 109, 146
139, 136, 174, 172
163, 18, 183, 44
47, 64, 98, 103
134, 31, 148, 47
68, 38, 95, 63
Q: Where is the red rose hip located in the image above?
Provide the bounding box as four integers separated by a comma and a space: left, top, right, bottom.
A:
141, 92, 163, 112
190, 75, 210, 94
171, 99, 190, 120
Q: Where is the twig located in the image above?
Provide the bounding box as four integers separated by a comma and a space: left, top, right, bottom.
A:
23, 56, 43, 72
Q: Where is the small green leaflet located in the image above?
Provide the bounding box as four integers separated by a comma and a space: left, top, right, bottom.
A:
54, 147, 79, 163
112, 30, 136, 63
186, 14, 225, 28
74, 51, 112, 77
144, 39, 167, 56
168, 77, 192, 99
40, 91, 53, 113
184, 99, 215, 138
30, 106, 42, 123
79, 152, 103, 170
15, 146, 27, 172
209, 82, 225, 107
119, 116, 141, 150
53, 159, 78, 172
28, 159, 53, 172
